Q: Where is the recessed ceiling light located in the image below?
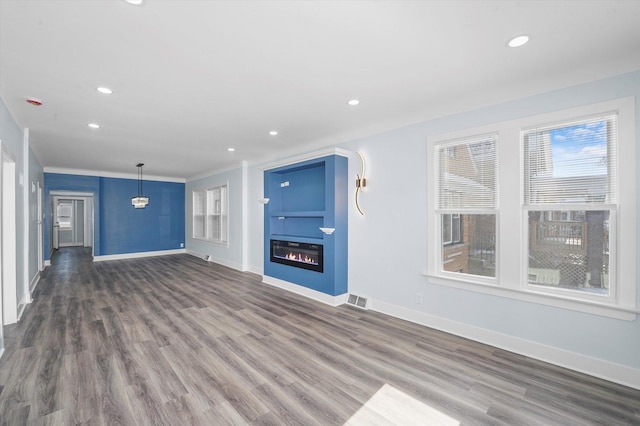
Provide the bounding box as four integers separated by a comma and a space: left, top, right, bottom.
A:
347, 99, 360, 106
228, 147, 235, 152
124, 0, 144, 5
88, 123, 100, 129
97, 87, 113, 94
507, 35, 530, 48
269, 130, 278, 136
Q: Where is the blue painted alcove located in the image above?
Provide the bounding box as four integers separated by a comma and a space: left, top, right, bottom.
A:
263, 154, 348, 296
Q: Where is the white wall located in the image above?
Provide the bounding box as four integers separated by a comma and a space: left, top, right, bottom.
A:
247, 162, 265, 274
27, 147, 43, 296
0, 98, 30, 322
185, 167, 245, 270
334, 71, 640, 387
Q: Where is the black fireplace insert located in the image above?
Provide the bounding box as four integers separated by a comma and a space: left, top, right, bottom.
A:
270, 239, 323, 273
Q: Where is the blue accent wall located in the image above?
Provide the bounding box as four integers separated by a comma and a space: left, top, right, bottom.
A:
99, 177, 184, 255
44, 173, 185, 259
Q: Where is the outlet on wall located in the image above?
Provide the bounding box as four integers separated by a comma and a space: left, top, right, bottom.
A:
416, 292, 423, 304
180, 242, 184, 248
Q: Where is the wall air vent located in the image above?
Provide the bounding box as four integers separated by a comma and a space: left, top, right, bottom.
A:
346, 294, 369, 310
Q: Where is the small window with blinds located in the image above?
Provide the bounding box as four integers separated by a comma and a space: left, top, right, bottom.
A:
192, 184, 229, 244
523, 114, 617, 294
192, 190, 205, 238
435, 135, 497, 278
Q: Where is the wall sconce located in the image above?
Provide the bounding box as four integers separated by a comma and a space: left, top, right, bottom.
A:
131, 163, 150, 209
258, 198, 270, 204
355, 151, 366, 216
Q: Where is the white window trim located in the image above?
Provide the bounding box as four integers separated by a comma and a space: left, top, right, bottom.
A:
192, 182, 229, 246
426, 97, 637, 321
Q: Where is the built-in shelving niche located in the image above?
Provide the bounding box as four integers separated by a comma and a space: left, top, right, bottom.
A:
263, 154, 348, 296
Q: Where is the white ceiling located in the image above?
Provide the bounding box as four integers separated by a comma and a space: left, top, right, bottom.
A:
1, 0, 639, 181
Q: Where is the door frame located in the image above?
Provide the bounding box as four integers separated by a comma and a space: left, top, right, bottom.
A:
37, 182, 44, 271
1, 146, 17, 330
54, 198, 85, 247
50, 191, 94, 254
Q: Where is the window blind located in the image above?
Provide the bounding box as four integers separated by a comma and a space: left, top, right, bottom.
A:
436, 135, 497, 209
193, 190, 205, 238
523, 114, 617, 205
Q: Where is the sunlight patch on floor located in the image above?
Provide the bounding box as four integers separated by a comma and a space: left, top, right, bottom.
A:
344, 384, 460, 426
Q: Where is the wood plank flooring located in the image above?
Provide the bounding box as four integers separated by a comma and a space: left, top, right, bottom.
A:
1, 247, 639, 425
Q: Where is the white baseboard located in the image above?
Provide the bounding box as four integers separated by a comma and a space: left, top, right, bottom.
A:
186, 249, 204, 259
186, 250, 245, 271
246, 265, 263, 275
29, 272, 40, 293
262, 275, 348, 307
18, 272, 41, 320
17, 290, 32, 321
93, 248, 186, 262
371, 299, 640, 391
185, 250, 262, 275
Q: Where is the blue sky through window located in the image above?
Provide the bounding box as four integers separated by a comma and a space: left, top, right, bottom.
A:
550, 120, 607, 177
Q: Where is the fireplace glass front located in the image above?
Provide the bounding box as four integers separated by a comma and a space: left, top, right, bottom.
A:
270, 240, 323, 273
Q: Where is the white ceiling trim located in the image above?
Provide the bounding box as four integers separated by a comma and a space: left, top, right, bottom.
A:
43, 167, 185, 183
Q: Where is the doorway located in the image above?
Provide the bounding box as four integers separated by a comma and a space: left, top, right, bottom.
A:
55, 199, 84, 247
50, 193, 94, 253
37, 183, 44, 271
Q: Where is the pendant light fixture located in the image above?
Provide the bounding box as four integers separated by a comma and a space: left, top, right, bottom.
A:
132, 163, 150, 209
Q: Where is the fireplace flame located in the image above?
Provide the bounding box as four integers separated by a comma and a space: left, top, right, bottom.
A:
285, 252, 317, 265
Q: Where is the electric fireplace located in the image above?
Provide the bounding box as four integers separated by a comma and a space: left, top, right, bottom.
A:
270, 240, 323, 273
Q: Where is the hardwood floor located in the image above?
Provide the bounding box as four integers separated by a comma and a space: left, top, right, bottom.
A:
1, 247, 639, 425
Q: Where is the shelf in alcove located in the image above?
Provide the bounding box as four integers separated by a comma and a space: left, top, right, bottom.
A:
269, 210, 325, 218
269, 234, 324, 244
269, 215, 324, 240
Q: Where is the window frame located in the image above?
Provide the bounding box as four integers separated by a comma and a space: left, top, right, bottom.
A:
426, 97, 637, 320
434, 134, 499, 284
192, 182, 229, 245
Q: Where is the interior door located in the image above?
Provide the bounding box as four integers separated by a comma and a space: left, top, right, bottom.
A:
56, 200, 73, 246
56, 199, 84, 247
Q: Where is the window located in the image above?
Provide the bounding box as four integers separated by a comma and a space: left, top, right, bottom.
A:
193, 191, 205, 238
442, 214, 462, 245
427, 98, 636, 319
435, 136, 497, 278
57, 203, 72, 229
523, 115, 616, 295
192, 184, 228, 243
